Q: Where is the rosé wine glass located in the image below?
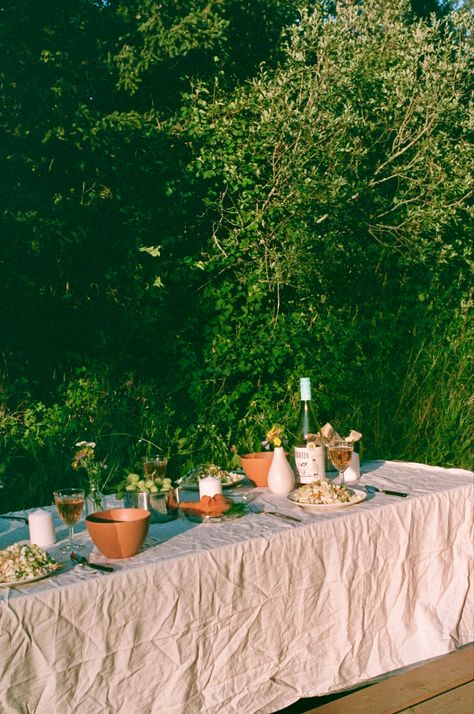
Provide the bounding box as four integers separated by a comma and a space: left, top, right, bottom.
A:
54, 488, 85, 551
328, 442, 353, 486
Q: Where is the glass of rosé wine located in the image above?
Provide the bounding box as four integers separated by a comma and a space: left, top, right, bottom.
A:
328, 441, 354, 486
53, 488, 85, 551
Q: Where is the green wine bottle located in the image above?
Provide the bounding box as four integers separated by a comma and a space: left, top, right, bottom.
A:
293, 377, 326, 485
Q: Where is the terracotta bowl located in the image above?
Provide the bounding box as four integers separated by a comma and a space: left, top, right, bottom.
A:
85, 508, 150, 559
239, 452, 274, 487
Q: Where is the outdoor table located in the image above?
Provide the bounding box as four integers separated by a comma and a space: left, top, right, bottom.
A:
0, 460, 472, 713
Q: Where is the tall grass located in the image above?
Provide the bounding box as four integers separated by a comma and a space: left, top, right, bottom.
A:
383, 305, 473, 470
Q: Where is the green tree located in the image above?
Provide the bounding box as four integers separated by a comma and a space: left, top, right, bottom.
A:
0, 0, 299, 384
0, 0, 306, 507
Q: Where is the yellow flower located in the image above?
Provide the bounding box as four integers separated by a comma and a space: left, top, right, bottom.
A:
263, 424, 286, 449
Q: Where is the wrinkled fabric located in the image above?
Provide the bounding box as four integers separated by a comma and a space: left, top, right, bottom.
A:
0, 460, 472, 714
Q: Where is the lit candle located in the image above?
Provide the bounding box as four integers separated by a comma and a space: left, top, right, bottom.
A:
28, 509, 56, 547
198, 476, 223, 499
344, 451, 360, 483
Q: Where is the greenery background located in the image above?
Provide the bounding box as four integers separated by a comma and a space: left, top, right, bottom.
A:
1, 0, 472, 510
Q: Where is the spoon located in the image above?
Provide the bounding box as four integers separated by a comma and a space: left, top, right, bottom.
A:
70, 551, 114, 572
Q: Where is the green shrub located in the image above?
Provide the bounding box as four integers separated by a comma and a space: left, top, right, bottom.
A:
175, 0, 473, 466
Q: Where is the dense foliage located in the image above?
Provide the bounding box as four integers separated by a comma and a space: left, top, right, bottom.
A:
1, 0, 472, 510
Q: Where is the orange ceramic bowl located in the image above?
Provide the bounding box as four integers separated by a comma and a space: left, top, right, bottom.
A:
85, 508, 150, 559
239, 452, 274, 487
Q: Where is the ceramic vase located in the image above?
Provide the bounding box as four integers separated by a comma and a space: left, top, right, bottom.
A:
267, 447, 295, 495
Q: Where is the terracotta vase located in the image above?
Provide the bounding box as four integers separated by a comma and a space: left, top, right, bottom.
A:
239, 452, 273, 487
267, 447, 295, 495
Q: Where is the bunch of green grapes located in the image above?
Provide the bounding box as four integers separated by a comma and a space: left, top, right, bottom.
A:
116, 473, 173, 500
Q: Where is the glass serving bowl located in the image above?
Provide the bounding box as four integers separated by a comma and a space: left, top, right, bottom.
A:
124, 489, 178, 523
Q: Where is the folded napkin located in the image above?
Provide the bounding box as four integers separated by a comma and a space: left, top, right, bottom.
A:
308, 422, 362, 446
179, 494, 232, 517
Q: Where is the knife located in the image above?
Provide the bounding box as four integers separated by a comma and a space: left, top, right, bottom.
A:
70, 551, 114, 572
0, 515, 28, 523
365, 485, 408, 498
267, 511, 302, 523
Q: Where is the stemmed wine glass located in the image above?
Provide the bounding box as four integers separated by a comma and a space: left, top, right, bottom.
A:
143, 456, 168, 479
53, 488, 85, 552
328, 441, 354, 486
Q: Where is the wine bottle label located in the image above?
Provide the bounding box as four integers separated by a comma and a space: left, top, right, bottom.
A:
294, 445, 326, 483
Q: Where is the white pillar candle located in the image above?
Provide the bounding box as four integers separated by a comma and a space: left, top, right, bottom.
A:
28, 509, 56, 547
344, 451, 361, 483
198, 476, 223, 499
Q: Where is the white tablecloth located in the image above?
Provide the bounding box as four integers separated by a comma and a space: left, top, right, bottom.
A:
0, 460, 473, 713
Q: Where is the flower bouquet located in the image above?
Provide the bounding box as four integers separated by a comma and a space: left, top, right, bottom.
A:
72, 441, 109, 513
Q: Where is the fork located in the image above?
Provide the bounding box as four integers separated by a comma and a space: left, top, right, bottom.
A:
247, 501, 302, 523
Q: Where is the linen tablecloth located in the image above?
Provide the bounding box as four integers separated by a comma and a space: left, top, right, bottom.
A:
0, 460, 472, 713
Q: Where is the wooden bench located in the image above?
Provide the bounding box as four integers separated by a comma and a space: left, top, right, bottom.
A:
309, 645, 474, 713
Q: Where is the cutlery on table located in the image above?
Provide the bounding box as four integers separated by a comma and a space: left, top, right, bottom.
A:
239, 491, 263, 503
0, 514, 28, 523
70, 551, 114, 572
247, 501, 302, 523
365, 485, 408, 498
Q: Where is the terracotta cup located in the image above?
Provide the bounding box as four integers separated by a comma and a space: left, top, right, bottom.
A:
86, 508, 150, 559
239, 452, 274, 487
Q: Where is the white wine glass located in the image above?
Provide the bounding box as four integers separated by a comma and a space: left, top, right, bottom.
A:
328, 442, 353, 486
53, 488, 85, 552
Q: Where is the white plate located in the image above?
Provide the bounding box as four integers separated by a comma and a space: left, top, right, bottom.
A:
0, 564, 64, 588
287, 487, 367, 511
180, 472, 245, 491
183, 507, 247, 524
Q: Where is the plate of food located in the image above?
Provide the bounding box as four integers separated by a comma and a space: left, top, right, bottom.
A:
0, 543, 64, 587
288, 480, 367, 511
179, 464, 245, 490
179, 494, 248, 523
